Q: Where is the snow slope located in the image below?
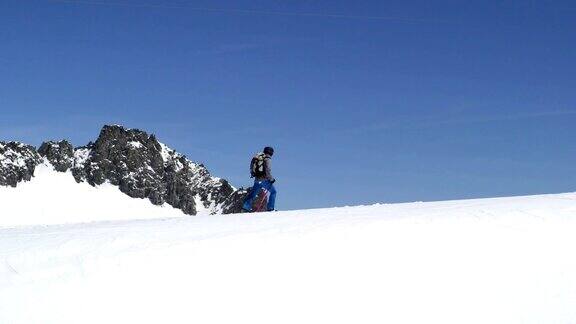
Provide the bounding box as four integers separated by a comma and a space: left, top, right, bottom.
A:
0, 163, 185, 227
1, 193, 576, 323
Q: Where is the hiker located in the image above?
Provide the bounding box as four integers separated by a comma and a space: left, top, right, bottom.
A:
242, 146, 277, 212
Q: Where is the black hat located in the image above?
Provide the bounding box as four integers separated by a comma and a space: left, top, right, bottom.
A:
263, 146, 274, 156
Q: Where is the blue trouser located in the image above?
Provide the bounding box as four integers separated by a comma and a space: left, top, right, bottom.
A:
243, 179, 277, 211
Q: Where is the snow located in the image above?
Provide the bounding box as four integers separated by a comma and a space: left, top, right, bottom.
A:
193, 193, 220, 215
0, 144, 29, 168
127, 140, 143, 149
158, 141, 187, 172
0, 163, 184, 227
158, 141, 174, 163
73, 147, 91, 166
0, 192, 575, 323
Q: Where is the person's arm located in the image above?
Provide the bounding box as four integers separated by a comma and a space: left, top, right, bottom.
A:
265, 158, 275, 182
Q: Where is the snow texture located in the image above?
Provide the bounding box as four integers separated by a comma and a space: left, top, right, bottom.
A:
73, 147, 91, 166
1, 192, 576, 323
0, 163, 185, 227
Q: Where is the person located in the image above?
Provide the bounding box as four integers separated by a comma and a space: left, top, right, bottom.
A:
242, 146, 277, 212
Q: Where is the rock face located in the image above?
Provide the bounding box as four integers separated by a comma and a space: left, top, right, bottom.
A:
0, 125, 247, 215
38, 140, 74, 172
0, 142, 42, 187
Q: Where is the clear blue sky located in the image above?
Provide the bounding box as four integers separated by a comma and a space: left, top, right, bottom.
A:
1, 0, 575, 210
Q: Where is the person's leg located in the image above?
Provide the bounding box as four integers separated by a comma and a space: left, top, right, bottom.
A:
266, 182, 277, 211
243, 180, 263, 211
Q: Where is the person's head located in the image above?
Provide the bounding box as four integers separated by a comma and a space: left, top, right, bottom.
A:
263, 146, 274, 157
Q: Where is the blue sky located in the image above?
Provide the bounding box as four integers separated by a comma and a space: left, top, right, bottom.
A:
1, 0, 575, 209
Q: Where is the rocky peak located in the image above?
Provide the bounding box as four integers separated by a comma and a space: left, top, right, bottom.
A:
38, 140, 74, 172
72, 125, 165, 185
72, 125, 246, 215
0, 141, 42, 187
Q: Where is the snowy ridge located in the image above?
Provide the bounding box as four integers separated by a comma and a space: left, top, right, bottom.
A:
0, 125, 246, 217
1, 192, 576, 324
158, 141, 202, 175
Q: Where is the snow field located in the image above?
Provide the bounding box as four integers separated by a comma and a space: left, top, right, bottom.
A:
0, 193, 575, 323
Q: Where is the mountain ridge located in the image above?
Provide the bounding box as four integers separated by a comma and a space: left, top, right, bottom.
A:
0, 125, 246, 215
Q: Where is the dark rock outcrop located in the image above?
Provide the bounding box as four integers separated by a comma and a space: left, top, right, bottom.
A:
221, 187, 249, 214
0, 142, 42, 187
38, 140, 74, 172
0, 125, 247, 215
71, 125, 247, 215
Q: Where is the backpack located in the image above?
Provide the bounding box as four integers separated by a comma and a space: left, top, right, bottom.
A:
250, 153, 267, 178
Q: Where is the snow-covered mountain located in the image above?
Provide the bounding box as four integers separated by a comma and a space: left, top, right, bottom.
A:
0, 125, 246, 220
1, 193, 575, 323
